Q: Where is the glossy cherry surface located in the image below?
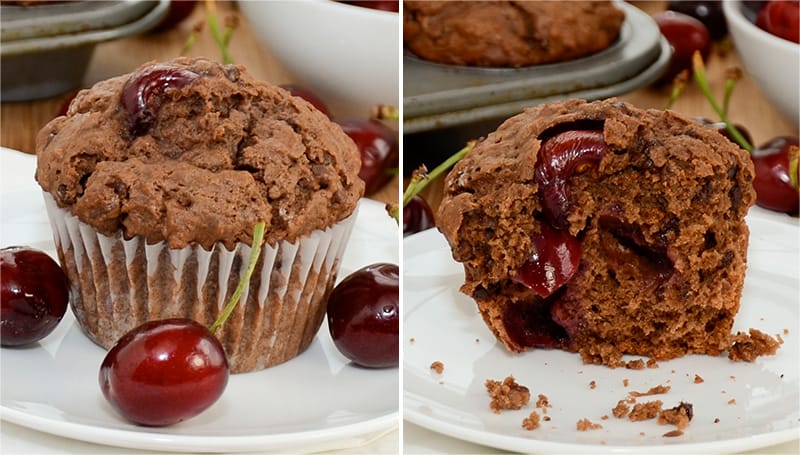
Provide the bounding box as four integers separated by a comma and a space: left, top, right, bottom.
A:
99, 318, 229, 426
403, 195, 435, 237
335, 119, 398, 195
755, 1, 799, 43
280, 84, 332, 118
534, 129, 606, 229
121, 65, 198, 136
512, 224, 582, 299
667, 1, 727, 40
653, 10, 712, 84
327, 263, 398, 368
751, 136, 799, 215
1, 246, 69, 347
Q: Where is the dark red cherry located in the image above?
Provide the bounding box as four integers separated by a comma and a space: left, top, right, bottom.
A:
99, 318, 229, 426
152, 0, 198, 32
653, 10, 712, 84
668, 1, 727, 40
756, 1, 800, 43
121, 65, 198, 136
751, 136, 799, 215
534, 129, 607, 229
403, 195, 435, 236
280, 84, 332, 118
512, 224, 582, 298
1, 246, 69, 347
327, 263, 398, 368
335, 119, 399, 195
338, 1, 398, 12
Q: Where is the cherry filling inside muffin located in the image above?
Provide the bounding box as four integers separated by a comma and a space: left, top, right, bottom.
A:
504, 128, 676, 350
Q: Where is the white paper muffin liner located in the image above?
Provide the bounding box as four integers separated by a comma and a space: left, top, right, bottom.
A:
43, 192, 357, 373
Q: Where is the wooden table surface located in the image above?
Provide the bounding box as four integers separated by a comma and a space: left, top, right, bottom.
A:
0, 0, 399, 207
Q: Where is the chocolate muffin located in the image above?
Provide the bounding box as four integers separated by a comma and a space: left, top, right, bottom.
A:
403, 1, 625, 68
36, 57, 364, 373
437, 99, 756, 366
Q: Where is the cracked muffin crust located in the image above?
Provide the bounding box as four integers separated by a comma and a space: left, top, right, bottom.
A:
36, 57, 363, 249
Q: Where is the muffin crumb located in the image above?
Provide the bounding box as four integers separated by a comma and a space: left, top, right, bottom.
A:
658, 402, 693, 429
522, 411, 541, 430
630, 384, 671, 397
625, 359, 646, 370
694, 374, 704, 384
612, 400, 630, 418
629, 400, 663, 421
576, 418, 603, 431
430, 361, 444, 374
535, 394, 552, 413
485, 376, 530, 413
728, 328, 782, 361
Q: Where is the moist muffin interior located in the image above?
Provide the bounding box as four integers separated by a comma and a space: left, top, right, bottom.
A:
437, 98, 756, 366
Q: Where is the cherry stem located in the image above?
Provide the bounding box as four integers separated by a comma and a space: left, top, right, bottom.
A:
691, 51, 753, 152
180, 21, 203, 56
371, 105, 399, 122
400, 140, 475, 212
205, 0, 234, 65
386, 202, 399, 222
664, 70, 689, 110
789, 145, 800, 191
722, 67, 742, 118
208, 221, 266, 334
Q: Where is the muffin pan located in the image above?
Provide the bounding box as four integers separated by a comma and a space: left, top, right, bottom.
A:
403, 1, 670, 134
1, 1, 168, 102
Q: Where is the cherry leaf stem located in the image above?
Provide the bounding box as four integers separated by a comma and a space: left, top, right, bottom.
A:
209, 221, 266, 334
205, 0, 234, 65
401, 140, 475, 209
691, 51, 753, 152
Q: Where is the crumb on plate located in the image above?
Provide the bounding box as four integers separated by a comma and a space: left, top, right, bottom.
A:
485, 375, 530, 413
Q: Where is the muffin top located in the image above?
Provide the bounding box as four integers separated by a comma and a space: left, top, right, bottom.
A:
403, 1, 624, 67
36, 57, 364, 249
437, 98, 756, 281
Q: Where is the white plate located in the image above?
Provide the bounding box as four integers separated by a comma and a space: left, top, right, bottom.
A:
403, 209, 799, 454
0, 148, 399, 453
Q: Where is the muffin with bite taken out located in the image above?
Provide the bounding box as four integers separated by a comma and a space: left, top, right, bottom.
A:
437, 98, 756, 366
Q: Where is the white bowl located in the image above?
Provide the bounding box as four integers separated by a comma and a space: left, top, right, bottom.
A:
240, 0, 399, 118
723, 0, 799, 125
